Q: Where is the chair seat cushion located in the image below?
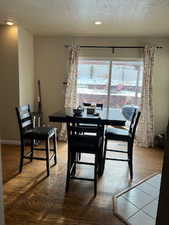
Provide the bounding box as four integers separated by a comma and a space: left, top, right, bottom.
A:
24, 127, 56, 140
69, 135, 103, 153
105, 127, 130, 141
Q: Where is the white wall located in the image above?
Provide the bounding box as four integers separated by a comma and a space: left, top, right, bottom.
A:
18, 26, 35, 108
34, 36, 169, 135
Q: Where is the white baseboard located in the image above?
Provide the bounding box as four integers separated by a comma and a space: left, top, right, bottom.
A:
0, 140, 20, 145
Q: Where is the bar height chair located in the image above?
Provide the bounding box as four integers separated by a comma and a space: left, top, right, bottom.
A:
16, 104, 57, 176
103, 109, 141, 179
66, 121, 104, 196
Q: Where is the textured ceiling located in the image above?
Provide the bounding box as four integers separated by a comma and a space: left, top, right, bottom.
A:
0, 0, 169, 36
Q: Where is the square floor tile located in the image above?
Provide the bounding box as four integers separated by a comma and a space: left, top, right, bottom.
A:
137, 181, 160, 197
128, 210, 155, 225
142, 199, 159, 219
146, 174, 161, 189
115, 174, 161, 225
122, 188, 154, 209
116, 196, 139, 219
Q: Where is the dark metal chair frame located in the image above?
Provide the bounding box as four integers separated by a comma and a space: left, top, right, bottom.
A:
16, 104, 57, 176
66, 122, 104, 196
103, 109, 141, 179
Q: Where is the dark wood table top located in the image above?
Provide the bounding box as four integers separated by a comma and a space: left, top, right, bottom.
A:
49, 108, 126, 126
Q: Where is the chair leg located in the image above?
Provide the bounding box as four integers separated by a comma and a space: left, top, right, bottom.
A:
71, 152, 76, 176
30, 138, 34, 162
45, 138, 50, 176
94, 154, 98, 196
128, 141, 133, 179
19, 140, 25, 173
53, 132, 57, 165
78, 152, 81, 161
101, 137, 107, 175
66, 151, 71, 192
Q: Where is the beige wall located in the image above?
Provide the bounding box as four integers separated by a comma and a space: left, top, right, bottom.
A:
18, 26, 35, 108
35, 36, 169, 135
0, 25, 35, 141
0, 25, 19, 141
34, 37, 67, 125
0, 146, 5, 225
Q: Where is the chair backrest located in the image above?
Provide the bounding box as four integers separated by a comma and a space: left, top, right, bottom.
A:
16, 104, 33, 137
83, 103, 103, 110
129, 109, 141, 140
122, 105, 139, 121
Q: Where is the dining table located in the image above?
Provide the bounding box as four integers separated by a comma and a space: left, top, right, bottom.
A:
49, 107, 126, 175
49, 107, 126, 126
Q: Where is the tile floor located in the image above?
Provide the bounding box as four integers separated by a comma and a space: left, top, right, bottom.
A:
114, 174, 161, 225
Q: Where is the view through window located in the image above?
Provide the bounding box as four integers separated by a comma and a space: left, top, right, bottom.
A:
77, 59, 143, 110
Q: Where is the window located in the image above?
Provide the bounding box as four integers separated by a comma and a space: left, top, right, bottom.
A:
77, 60, 110, 107
77, 59, 143, 109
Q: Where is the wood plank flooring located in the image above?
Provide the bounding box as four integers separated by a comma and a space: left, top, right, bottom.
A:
1, 142, 164, 225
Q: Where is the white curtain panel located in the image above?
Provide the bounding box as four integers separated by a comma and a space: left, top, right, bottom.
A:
137, 45, 156, 147
59, 46, 80, 141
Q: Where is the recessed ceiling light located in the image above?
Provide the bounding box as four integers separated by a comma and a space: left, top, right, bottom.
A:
6, 21, 14, 26
95, 21, 102, 25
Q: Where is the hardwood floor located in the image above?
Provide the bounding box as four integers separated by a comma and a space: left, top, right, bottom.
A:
1, 142, 164, 225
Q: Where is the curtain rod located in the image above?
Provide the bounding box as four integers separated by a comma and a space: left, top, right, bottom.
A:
64, 45, 162, 49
